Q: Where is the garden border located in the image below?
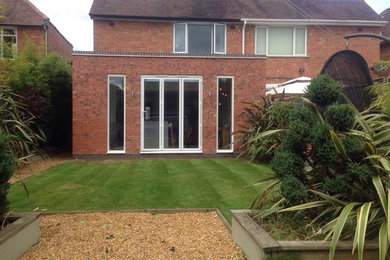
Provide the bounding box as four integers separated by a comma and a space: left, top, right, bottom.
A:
0, 213, 40, 260
231, 210, 380, 260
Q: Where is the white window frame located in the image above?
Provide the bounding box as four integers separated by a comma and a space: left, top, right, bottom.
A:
173, 23, 188, 53
214, 24, 227, 54
0, 27, 17, 58
255, 26, 307, 57
141, 75, 203, 154
107, 75, 126, 154
216, 76, 234, 153
173, 23, 226, 54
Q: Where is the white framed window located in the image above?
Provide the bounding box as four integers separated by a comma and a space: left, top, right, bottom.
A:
107, 75, 126, 154
217, 76, 234, 153
255, 26, 306, 56
0, 27, 17, 59
173, 23, 226, 54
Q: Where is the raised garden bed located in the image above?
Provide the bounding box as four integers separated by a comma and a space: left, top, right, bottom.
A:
231, 210, 380, 260
0, 213, 40, 260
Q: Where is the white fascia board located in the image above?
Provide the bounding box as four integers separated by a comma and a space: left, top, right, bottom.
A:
241, 19, 388, 27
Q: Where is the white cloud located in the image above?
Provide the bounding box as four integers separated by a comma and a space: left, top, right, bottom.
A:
29, 0, 94, 51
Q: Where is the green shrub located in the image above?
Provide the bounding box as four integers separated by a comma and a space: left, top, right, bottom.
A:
280, 175, 307, 205
1, 41, 72, 148
288, 105, 314, 125
282, 120, 312, 154
310, 123, 340, 166
305, 74, 342, 107
343, 136, 365, 162
322, 175, 345, 195
270, 100, 291, 129
271, 149, 305, 180
0, 134, 15, 221
236, 97, 287, 162
325, 104, 355, 131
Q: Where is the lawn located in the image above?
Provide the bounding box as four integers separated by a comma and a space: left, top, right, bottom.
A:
9, 158, 272, 221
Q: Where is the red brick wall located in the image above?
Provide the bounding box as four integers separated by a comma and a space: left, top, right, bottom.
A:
17, 26, 45, 53
94, 20, 173, 52
93, 21, 380, 84
47, 23, 73, 62
72, 55, 266, 155
16, 25, 72, 61
381, 43, 390, 61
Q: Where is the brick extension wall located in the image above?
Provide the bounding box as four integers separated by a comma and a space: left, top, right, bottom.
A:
72, 55, 266, 155
94, 21, 380, 84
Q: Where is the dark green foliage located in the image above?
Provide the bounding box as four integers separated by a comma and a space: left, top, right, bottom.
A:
271, 150, 305, 180
282, 120, 312, 154
237, 97, 289, 162
305, 74, 342, 107
348, 163, 375, 183
1, 41, 72, 148
322, 175, 345, 195
310, 123, 339, 166
343, 136, 365, 162
270, 100, 291, 129
280, 175, 307, 204
288, 105, 314, 125
0, 134, 15, 221
325, 104, 355, 131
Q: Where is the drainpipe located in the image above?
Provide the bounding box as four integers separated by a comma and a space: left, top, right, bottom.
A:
242, 20, 247, 55
43, 18, 50, 56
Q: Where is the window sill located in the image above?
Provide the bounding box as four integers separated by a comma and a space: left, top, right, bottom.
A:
266, 55, 310, 58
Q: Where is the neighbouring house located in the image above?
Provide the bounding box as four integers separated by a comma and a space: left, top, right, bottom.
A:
380, 7, 390, 61
0, 0, 72, 61
72, 0, 385, 157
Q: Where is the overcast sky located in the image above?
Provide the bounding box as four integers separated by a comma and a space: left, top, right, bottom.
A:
29, 0, 389, 51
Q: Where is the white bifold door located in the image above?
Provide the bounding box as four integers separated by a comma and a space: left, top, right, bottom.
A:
141, 77, 202, 153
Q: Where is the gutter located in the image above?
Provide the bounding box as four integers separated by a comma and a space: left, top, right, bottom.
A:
240, 18, 388, 27
242, 20, 247, 55
43, 18, 50, 56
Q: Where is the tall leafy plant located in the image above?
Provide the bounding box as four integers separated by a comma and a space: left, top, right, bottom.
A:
250, 74, 390, 260
236, 96, 290, 161
0, 134, 15, 223
0, 87, 45, 161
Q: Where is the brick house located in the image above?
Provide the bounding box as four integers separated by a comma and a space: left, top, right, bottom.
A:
72, 0, 385, 157
380, 8, 390, 61
0, 0, 72, 61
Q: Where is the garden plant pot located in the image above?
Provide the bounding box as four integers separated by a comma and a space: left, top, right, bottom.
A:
231, 210, 380, 260
0, 213, 40, 260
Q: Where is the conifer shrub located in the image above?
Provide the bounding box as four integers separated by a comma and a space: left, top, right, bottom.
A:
304, 74, 342, 107
325, 104, 355, 131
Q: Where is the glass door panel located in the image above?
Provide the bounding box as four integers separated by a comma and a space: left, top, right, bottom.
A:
143, 79, 160, 149
163, 79, 180, 149
183, 80, 199, 149
218, 78, 233, 151
108, 76, 125, 151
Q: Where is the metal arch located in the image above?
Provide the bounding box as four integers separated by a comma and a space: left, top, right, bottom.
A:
344, 33, 390, 43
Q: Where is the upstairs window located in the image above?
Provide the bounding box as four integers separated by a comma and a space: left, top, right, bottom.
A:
0, 28, 17, 59
256, 27, 306, 56
174, 23, 226, 54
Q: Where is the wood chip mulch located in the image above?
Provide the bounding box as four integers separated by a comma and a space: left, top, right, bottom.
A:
20, 211, 246, 259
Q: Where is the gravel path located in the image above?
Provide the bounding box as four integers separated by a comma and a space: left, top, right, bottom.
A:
20, 211, 246, 259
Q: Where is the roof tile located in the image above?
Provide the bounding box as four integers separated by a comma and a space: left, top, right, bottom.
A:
89, 0, 380, 21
